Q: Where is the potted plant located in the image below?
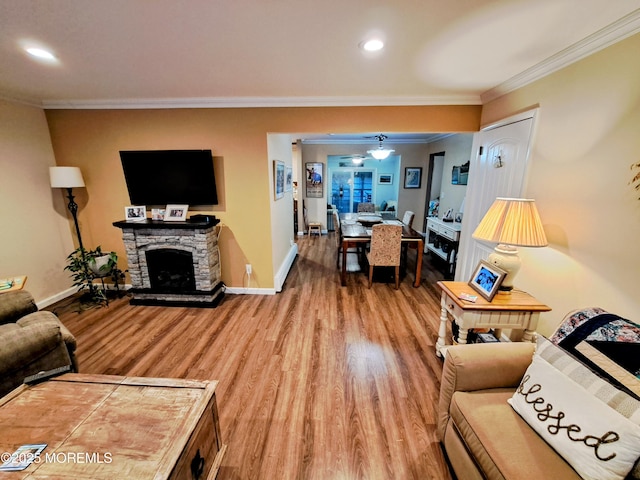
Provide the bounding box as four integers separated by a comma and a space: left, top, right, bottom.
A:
65, 246, 125, 309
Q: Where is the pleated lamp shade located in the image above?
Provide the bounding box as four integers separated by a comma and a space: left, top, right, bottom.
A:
472, 198, 547, 247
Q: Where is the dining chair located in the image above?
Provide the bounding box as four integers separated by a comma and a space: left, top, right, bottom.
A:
402, 210, 415, 229
400, 210, 416, 267
357, 202, 376, 213
366, 223, 403, 289
334, 211, 358, 268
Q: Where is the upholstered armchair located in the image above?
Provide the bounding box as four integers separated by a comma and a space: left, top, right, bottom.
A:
366, 224, 403, 289
0, 290, 77, 397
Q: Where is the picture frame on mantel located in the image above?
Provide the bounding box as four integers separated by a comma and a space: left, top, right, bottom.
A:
164, 205, 188, 221
151, 208, 165, 221
125, 205, 146, 222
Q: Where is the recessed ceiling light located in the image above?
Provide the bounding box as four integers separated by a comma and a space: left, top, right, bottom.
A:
360, 39, 384, 52
25, 47, 56, 61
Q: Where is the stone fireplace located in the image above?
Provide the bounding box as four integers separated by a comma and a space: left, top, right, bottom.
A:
114, 217, 224, 307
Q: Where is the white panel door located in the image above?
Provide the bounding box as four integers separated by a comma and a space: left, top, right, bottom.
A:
455, 111, 538, 282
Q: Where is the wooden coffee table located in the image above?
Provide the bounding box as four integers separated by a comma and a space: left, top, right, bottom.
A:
0, 374, 226, 479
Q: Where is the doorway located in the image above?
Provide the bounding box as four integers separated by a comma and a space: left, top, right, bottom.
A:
455, 110, 538, 282
424, 152, 445, 223
329, 169, 375, 213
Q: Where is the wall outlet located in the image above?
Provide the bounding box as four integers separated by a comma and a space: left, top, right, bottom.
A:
245, 264, 252, 275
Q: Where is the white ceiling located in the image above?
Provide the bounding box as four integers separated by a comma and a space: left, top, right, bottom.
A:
1, 0, 639, 111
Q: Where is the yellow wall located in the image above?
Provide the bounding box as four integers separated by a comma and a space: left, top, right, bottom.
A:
481, 32, 640, 335
44, 106, 480, 289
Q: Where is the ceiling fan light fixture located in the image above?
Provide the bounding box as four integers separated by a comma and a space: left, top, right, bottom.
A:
367, 134, 393, 160
368, 148, 394, 160
351, 157, 364, 164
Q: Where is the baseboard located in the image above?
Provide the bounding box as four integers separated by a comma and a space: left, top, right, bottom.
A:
225, 287, 276, 295
37, 287, 77, 309
36, 284, 134, 309
38, 268, 291, 306
274, 242, 298, 292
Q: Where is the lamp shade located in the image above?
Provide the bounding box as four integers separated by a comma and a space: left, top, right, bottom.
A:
50, 166, 85, 188
472, 197, 547, 247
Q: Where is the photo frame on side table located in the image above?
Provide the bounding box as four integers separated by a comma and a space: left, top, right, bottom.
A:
164, 205, 188, 221
125, 205, 147, 222
468, 260, 507, 302
404, 167, 422, 189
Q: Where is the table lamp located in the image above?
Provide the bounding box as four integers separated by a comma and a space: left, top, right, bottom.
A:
50, 166, 86, 254
472, 197, 547, 292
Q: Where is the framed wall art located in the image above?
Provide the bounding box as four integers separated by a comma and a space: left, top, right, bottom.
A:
285, 166, 293, 192
274, 160, 285, 200
404, 167, 422, 189
305, 162, 323, 198
378, 174, 393, 185
468, 260, 507, 302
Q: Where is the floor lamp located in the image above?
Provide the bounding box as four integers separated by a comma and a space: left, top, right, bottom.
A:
50, 166, 87, 258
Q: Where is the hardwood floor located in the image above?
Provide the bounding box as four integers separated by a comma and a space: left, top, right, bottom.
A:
48, 233, 453, 479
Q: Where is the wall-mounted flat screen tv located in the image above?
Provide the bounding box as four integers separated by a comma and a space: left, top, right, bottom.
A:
120, 150, 218, 205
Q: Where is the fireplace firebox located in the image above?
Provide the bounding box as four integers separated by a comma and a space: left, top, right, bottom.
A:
146, 249, 196, 292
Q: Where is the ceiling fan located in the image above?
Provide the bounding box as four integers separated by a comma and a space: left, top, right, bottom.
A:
339, 153, 370, 165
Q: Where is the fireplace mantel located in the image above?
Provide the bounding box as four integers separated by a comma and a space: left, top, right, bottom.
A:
113, 217, 219, 230
114, 218, 224, 307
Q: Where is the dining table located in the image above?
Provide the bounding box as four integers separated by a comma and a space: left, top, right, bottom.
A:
339, 213, 424, 287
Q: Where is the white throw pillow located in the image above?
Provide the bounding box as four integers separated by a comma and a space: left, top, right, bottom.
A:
509, 354, 640, 480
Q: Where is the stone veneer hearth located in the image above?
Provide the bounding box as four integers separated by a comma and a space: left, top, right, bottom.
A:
113, 218, 224, 307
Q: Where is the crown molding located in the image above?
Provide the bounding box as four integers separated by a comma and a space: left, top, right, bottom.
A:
8, 11, 639, 110
40, 94, 482, 110
300, 133, 454, 145
481, 9, 640, 103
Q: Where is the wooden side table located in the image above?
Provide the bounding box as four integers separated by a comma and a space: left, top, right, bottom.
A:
0, 275, 27, 294
436, 281, 551, 357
